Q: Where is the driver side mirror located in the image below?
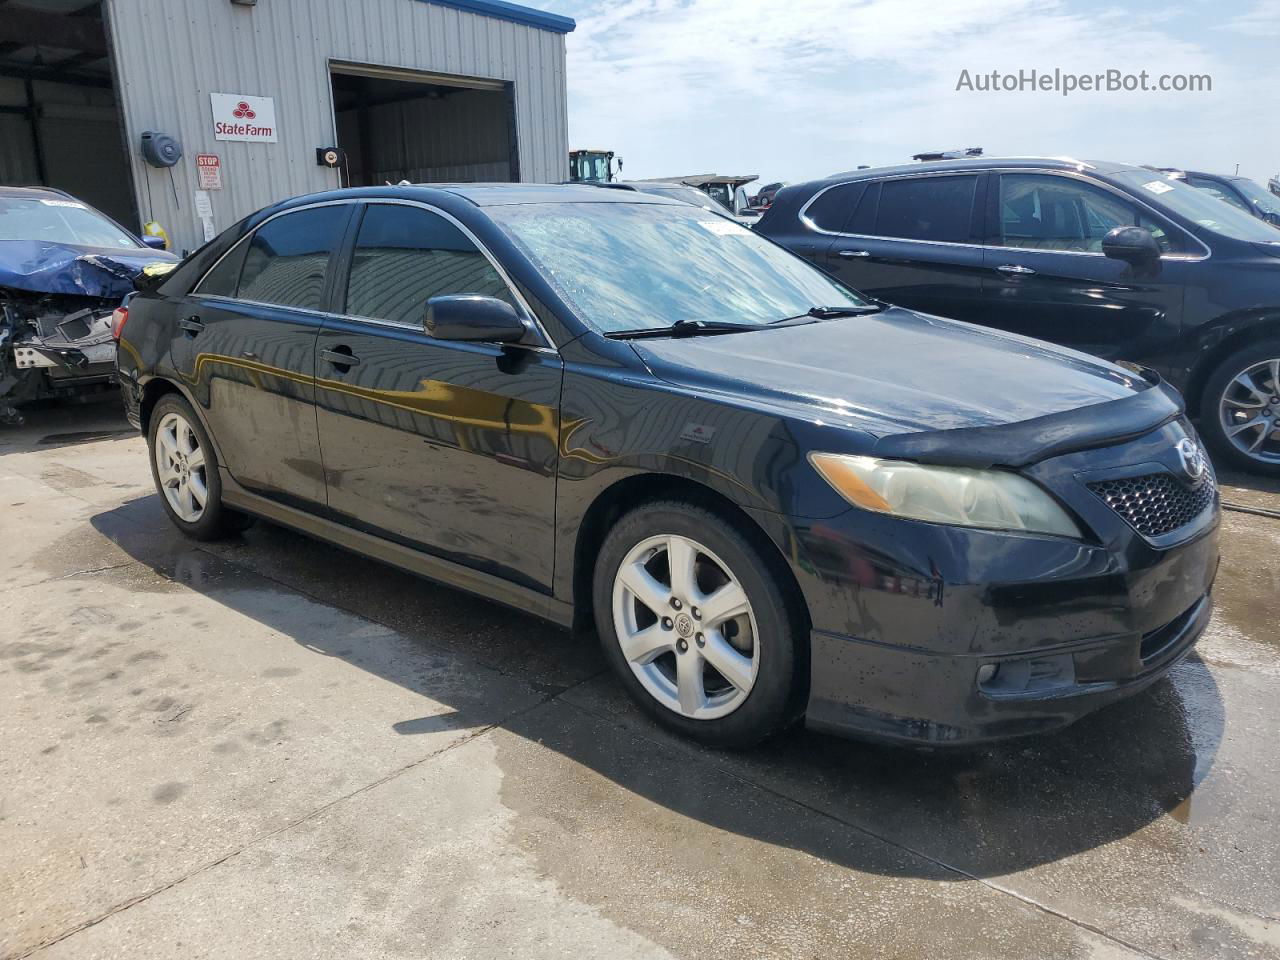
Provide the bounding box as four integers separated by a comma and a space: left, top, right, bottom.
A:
140, 235, 168, 251
1102, 226, 1160, 265
425, 295, 530, 344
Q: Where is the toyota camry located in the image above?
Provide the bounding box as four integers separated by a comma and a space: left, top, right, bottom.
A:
115, 184, 1219, 747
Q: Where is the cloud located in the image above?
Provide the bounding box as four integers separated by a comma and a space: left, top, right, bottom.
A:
545, 0, 1277, 185
1221, 0, 1280, 36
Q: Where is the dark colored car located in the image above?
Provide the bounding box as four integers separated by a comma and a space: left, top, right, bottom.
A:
117, 184, 1219, 748
1157, 168, 1280, 228
0, 185, 175, 425
756, 157, 1280, 474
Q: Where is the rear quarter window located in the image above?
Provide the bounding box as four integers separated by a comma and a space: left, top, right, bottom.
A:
802, 182, 865, 232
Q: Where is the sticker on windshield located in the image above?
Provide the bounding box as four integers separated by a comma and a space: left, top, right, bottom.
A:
698, 219, 752, 237
1141, 180, 1175, 195
40, 199, 86, 208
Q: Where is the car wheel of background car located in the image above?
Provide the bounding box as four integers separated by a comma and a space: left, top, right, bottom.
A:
593, 500, 805, 748
148, 393, 254, 540
1201, 339, 1280, 475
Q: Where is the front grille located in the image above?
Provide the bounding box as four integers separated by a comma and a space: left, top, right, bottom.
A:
1088, 472, 1216, 539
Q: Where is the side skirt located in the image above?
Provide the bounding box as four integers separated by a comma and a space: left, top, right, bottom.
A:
219, 469, 575, 630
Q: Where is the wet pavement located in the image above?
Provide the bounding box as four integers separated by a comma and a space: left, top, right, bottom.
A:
2, 399, 1278, 960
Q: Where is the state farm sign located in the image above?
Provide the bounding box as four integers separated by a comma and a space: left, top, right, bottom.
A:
210, 93, 277, 143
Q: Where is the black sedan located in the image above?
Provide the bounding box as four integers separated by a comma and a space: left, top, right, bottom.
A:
115, 185, 1219, 748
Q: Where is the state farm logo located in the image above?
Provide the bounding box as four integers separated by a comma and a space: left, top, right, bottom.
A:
210, 93, 277, 143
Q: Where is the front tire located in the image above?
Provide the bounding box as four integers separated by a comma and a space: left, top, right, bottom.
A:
148, 393, 253, 540
1200, 340, 1280, 475
593, 500, 805, 748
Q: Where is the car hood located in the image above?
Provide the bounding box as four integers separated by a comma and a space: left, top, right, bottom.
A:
630, 307, 1170, 462
0, 240, 177, 300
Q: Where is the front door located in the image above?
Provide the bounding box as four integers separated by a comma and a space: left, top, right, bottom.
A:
978, 172, 1187, 362
821, 173, 991, 324
314, 201, 562, 592
175, 203, 353, 506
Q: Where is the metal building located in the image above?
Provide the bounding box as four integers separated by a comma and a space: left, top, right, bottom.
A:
0, 0, 574, 252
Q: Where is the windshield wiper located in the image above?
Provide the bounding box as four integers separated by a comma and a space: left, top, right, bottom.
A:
605, 319, 764, 340
776, 304, 885, 322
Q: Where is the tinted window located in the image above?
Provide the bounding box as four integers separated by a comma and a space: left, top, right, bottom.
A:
999, 174, 1176, 254
874, 175, 977, 243
237, 206, 349, 310
194, 240, 247, 297
344, 205, 512, 326
804, 182, 865, 232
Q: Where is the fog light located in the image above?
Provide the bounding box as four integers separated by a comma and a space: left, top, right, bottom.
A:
976, 663, 999, 684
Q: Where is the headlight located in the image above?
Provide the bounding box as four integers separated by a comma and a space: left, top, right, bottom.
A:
809, 453, 1082, 538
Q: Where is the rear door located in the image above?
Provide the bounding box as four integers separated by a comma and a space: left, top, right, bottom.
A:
314, 201, 562, 592
819, 172, 990, 322
977, 172, 1188, 360
176, 203, 353, 506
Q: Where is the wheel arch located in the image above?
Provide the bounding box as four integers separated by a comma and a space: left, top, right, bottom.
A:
569, 472, 811, 643
1185, 313, 1280, 416
137, 376, 232, 470
138, 377, 182, 436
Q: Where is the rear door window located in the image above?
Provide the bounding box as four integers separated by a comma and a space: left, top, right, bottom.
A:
873, 175, 978, 243
236, 205, 350, 311
803, 182, 865, 232
343, 204, 513, 327
998, 174, 1176, 254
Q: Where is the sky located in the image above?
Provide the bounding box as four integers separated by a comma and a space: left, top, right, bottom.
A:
531, 0, 1280, 190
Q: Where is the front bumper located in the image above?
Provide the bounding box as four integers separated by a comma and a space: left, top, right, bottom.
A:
806, 588, 1213, 745
791, 420, 1221, 745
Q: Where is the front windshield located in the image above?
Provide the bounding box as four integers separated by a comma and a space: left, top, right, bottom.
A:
1229, 178, 1280, 220
490, 201, 869, 334
1110, 170, 1280, 243
0, 196, 140, 248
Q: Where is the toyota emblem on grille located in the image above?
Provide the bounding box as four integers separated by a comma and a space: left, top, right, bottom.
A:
1176, 438, 1207, 482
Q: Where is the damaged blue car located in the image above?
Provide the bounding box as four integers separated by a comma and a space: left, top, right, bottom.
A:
0, 185, 176, 425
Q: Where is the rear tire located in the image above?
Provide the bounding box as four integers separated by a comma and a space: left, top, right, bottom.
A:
1199, 339, 1280, 476
593, 499, 805, 748
148, 393, 254, 541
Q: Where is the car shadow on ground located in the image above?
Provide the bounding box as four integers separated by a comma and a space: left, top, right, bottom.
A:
87, 495, 1224, 882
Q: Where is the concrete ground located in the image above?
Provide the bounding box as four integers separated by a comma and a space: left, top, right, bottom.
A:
2, 398, 1278, 960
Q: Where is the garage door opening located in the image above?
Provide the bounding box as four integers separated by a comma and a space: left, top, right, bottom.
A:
330, 64, 518, 187
0, 0, 137, 229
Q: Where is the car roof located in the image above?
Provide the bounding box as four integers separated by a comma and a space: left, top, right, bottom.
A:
412, 182, 679, 206
0, 184, 76, 201
817, 156, 1144, 186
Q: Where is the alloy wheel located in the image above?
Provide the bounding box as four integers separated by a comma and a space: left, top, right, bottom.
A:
155, 411, 208, 522
611, 534, 760, 720
1219, 358, 1280, 465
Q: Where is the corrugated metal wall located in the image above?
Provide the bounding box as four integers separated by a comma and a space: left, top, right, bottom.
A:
104, 0, 568, 253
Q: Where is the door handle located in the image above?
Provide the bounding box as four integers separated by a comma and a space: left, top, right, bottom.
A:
320, 347, 361, 369
996, 264, 1036, 275
178, 316, 204, 334
836, 249, 871, 259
